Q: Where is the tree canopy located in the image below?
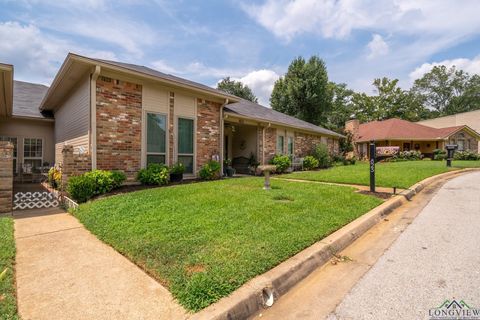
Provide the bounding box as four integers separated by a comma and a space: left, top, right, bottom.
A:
217, 77, 258, 103
270, 56, 331, 125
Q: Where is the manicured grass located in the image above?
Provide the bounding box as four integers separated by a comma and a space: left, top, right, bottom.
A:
0, 217, 18, 320
283, 160, 480, 189
74, 178, 382, 311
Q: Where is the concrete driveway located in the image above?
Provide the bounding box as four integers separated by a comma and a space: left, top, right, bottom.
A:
14, 208, 187, 320
253, 171, 480, 320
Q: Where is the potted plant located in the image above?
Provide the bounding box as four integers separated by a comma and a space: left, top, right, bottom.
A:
248, 152, 260, 175
223, 158, 235, 177
169, 162, 185, 182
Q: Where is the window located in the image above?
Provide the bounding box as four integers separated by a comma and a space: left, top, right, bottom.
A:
146, 113, 167, 166
23, 138, 42, 173
277, 135, 284, 154
0, 136, 17, 173
287, 137, 294, 155
177, 118, 194, 174
457, 139, 465, 151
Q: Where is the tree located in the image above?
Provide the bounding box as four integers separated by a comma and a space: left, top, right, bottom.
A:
325, 82, 355, 131
411, 65, 480, 115
217, 77, 258, 103
270, 56, 330, 125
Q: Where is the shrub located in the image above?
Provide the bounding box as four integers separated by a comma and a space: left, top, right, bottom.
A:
453, 150, 480, 160
170, 162, 185, 175
270, 154, 292, 173
84, 170, 115, 195
137, 164, 170, 185
433, 149, 447, 161
199, 161, 221, 180
389, 150, 422, 161
47, 167, 62, 189
111, 171, 127, 188
342, 156, 357, 166
302, 155, 319, 170
313, 144, 332, 168
67, 174, 96, 203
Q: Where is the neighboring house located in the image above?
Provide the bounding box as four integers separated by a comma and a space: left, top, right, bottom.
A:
0, 53, 342, 182
418, 110, 480, 150
0, 63, 54, 177
346, 118, 480, 159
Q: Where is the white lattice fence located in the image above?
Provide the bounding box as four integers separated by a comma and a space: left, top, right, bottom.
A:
13, 192, 59, 210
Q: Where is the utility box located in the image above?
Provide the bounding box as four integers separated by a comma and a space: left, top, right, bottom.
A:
445, 144, 458, 167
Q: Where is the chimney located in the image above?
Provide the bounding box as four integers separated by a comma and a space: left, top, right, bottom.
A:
345, 119, 359, 139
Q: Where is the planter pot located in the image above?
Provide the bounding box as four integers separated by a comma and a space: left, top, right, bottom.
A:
226, 167, 236, 177
170, 173, 183, 182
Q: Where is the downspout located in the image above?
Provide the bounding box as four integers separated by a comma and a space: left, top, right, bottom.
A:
220, 98, 229, 176
90, 66, 101, 169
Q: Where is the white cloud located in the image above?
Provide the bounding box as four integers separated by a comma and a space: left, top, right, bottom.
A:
409, 56, 480, 82
232, 69, 280, 106
366, 34, 388, 59
150, 60, 180, 74
0, 21, 116, 84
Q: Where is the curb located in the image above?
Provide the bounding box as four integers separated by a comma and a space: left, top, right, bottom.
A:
189, 168, 478, 320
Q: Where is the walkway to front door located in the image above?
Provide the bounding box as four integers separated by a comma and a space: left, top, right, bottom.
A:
14, 208, 187, 320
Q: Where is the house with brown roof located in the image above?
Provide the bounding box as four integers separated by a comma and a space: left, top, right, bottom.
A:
0, 53, 342, 182
345, 118, 480, 159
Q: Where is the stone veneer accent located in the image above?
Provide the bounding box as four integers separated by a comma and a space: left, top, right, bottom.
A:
0, 141, 13, 214
61, 145, 92, 185
196, 98, 222, 172
294, 132, 323, 157
448, 129, 479, 153
96, 76, 142, 181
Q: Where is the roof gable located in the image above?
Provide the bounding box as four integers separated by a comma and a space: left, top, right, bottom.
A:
13, 80, 51, 119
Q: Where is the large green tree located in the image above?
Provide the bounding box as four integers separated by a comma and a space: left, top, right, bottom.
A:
270, 56, 330, 125
411, 65, 480, 115
217, 77, 258, 103
324, 82, 355, 130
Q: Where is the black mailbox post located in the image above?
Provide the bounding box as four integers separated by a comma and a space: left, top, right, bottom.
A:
369, 141, 376, 192
445, 144, 458, 167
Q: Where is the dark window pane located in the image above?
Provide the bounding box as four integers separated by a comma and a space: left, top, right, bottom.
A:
147, 113, 166, 153
147, 154, 166, 166
178, 118, 194, 154
178, 155, 193, 174
277, 136, 284, 154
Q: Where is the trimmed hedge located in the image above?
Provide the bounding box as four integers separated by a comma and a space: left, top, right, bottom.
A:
67, 170, 126, 203
270, 154, 291, 173
137, 164, 170, 185
199, 161, 221, 180
302, 156, 319, 170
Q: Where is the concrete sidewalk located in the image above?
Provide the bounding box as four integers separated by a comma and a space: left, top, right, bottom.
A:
331, 171, 480, 319
14, 208, 187, 320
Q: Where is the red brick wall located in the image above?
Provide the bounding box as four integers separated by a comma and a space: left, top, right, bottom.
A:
264, 127, 277, 164
196, 98, 222, 172
96, 76, 142, 181
0, 142, 13, 214
294, 132, 323, 157
61, 145, 92, 185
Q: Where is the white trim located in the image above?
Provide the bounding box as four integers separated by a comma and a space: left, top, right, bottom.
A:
143, 111, 168, 167
175, 116, 196, 176
22, 137, 44, 172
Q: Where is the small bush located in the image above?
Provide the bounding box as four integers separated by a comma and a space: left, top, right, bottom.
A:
388, 150, 422, 162
433, 149, 447, 161
137, 164, 170, 185
302, 156, 319, 170
67, 174, 96, 203
313, 144, 332, 168
170, 162, 185, 175
342, 156, 357, 166
453, 150, 480, 160
111, 171, 127, 188
270, 154, 292, 173
48, 167, 62, 189
85, 170, 115, 195
199, 161, 221, 180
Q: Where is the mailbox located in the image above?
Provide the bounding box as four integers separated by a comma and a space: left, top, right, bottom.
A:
445, 144, 458, 167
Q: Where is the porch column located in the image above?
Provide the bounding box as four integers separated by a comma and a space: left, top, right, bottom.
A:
0, 141, 13, 214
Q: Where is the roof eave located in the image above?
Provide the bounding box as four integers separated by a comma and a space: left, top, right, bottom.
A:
0, 63, 14, 118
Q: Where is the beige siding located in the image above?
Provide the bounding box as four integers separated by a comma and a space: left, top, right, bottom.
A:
142, 83, 168, 113
54, 75, 90, 163
175, 93, 196, 117
0, 118, 55, 170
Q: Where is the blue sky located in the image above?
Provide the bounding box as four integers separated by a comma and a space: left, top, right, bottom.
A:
1, 0, 480, 106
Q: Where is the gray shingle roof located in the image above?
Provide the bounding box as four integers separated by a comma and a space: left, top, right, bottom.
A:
95, 58, 239, 100
13, 81, 51, 119
225, 100, 343, 138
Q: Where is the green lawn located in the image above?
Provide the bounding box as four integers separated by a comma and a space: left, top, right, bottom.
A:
0, 217, 18, 320
74, 178, 382, 311
283, 160, 480, 189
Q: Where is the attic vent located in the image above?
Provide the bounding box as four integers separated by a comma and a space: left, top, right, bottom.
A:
99, 76, 112, 82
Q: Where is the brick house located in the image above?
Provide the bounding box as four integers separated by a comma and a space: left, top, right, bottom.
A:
346, 118, 480, 159
1, 53, 342, 182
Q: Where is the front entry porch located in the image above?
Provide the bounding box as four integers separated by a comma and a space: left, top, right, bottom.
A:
224, 122, 259, 175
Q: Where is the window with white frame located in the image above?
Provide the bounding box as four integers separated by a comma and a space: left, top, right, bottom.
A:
287, 136, 294, 155
146, 112, 167, 166
0, 136, 17, 174
177, 118, 194, 174
23, 138, 43, 173
277, 135, 284, 154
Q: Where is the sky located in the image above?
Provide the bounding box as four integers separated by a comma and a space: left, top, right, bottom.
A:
1, 0, 480, 106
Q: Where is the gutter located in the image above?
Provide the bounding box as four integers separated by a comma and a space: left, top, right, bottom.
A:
90, 65, 101, 169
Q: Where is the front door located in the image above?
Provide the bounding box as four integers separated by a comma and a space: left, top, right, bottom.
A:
403, 143, 411, 151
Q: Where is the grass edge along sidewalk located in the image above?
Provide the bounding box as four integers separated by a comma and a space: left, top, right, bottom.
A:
0, 217, 18, 320
74, 177, 382, 312
281, 160, 480, 189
